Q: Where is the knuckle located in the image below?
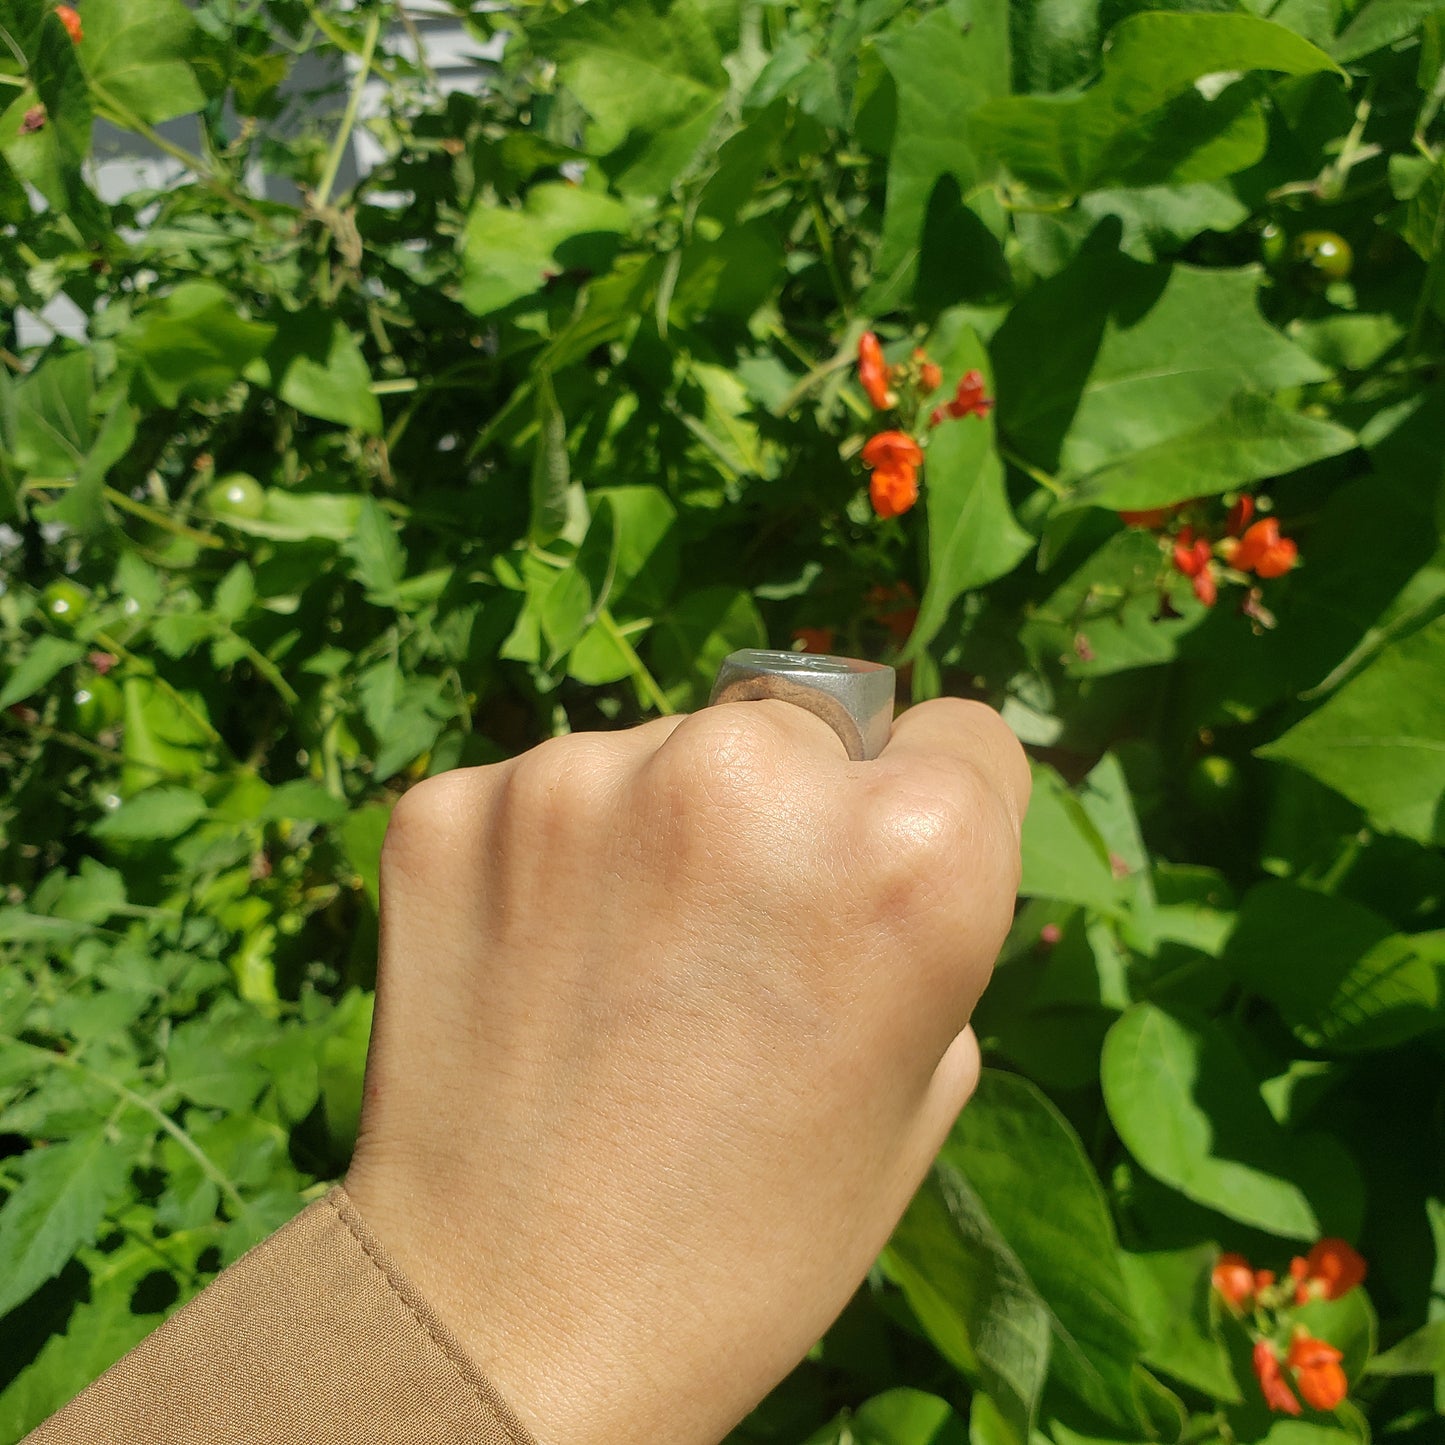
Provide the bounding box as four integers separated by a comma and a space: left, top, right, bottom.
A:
508, 732, 614, 800
647, 707, 784, 807
381, 768, 487, 890
500, 734, 621, 843
951, 698, 1032, 812
858, 761, 1017, 917
384, 769, 473, 852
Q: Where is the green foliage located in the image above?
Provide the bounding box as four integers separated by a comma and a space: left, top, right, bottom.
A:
1, 1, 1444, 1441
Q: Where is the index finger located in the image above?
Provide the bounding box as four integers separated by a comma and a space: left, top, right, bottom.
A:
876, 698, 1032, 834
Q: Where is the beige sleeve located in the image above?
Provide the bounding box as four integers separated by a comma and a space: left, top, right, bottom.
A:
24, 1186, 539, 1445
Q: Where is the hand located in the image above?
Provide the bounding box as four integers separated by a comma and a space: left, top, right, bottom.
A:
344, 698, 1030, 1445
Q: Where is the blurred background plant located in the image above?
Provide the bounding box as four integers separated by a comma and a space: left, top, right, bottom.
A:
2, 0, 1444, 1440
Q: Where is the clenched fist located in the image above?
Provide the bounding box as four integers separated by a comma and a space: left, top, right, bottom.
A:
344, 697, 1029, 1445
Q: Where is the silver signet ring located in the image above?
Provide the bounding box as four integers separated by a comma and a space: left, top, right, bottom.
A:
708, 649, 896, 761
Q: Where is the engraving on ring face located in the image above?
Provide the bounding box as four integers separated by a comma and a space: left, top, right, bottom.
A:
734, 649, 855, 676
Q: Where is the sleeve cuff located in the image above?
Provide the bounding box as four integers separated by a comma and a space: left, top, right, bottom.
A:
26, 1186, 539, 1445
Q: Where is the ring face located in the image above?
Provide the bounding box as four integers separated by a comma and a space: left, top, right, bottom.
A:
708, 650, 896, 760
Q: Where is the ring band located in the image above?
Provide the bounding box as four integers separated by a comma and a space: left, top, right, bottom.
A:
708, 649, 896, 761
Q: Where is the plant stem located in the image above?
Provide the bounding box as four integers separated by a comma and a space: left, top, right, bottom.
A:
90, 85, 274, 227
93, 630, 225, 746
0, 711, 188, 780
103, 487, 226, 549
3, 1035, 252, 1220
315, 9, 383, 208
230, 632, 302, 707
1000, 445, 1067, 498
597, 608, 675, 716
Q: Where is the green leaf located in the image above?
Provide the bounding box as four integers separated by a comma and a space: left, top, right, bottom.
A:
904, 322, 1032, 663
338, 803, 392, 910
342, 498, 407, 604
356, 662, 448, 782
0, 910, 99, 945
43, 395, 136, 537
459, 183, 632, 317
549, 483, 678, 681
529, 371, 574, 546
226, 490, 363, 543
973, 13, 1340, 195
319, 989, 374, 1156
245, 308, 382, 433
1010, 0, 1101, 93
1019, 764, 1121, 915
1369, 1319, 1445, 1376
945, 1071, 1144, 1430
1102, 1004, 1363, 1240
1021, 181, 1252, 272
0, 1132, 133, 1318
668, 220, 785, 324
1225, 882, 1445, 1052
259, 780, 349, 825
1400, 159, 1445, 327
0, 636, 83, 710
0, 1237, 189, 1440
1259, 615, 1445, 845
0, 15, 93, 214
1067, 392, 1355, 512
212, 562, 255, 624
1331, 0, 1445, 60
807, 1390, 968, 1445
92, 785, 209, 842
591, 486, 680, 619
11, 350, 99, 477
538, 0, 733, 194
166, 1002, 273, 1111
649, 586, 766, 711
866, 3, 1010, 309
78, 0, 207, 123
119, 676, 212, 793
121, 281, 275, 408
1020, 528, 1207, 679
884, 1163, 1050, 1444
1121, 1247, 1240, 1401
994, 244, 1341, 498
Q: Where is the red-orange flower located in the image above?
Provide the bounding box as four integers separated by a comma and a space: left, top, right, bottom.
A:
869, 466, 918, 519
1172, 527, 1212, 579
914, 349, 943, 394
1230, 518, 1298, 579
1192, 568, 1219, 607
1212, 1253, 1254, 1311
861, 430, 923, 520
792, 626, 835, 655
1254, 1341, 1302, 1416
858, 331, 895, 410
1119, 507, 1174, 529
930, 369, 993, 426
862, 430, 923, 472
1226, 494, 1256, 537
1290, 1239, 1367, 1304
55, 4, 82, 43
1288, 1331, 1348, 1411
867, 581, 918, 644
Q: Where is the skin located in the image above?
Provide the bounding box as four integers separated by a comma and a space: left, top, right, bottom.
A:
345, 696, 1030, 1445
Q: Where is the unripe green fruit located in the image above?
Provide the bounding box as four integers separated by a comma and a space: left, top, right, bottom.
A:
1259, 221, 1288, 268
1293, 230, 1353, 282
205, 473, 266, 520
1186, 755, 1244, 816
40, 579, 89, 628
62, 672, 123, 735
